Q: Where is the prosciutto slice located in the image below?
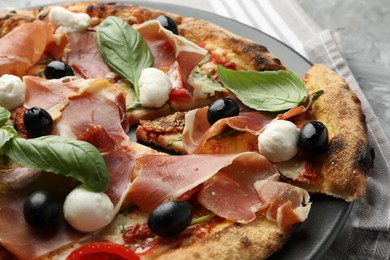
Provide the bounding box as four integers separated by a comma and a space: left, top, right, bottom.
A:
23, 76, 91, 120
124, 153, 256, 212
53, 78, 129, 144
63, 31, 112, 79
0, 21, 53, 77
182, 107, 274, 154
135, 20, 207, 87
197, 153, 279, 223
254, 180, 311, 228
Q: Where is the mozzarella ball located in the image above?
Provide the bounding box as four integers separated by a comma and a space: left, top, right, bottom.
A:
63, 186, 115, 233
0, 74, 25, 110
139, 68, 172, 108
258, 120, 300, 162
49, 6, 91, 32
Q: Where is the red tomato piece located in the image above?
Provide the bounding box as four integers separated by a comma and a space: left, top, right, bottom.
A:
66, 242, 140, 260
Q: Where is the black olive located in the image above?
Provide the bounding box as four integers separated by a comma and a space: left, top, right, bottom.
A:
23, 107, 54, 137
44, 61, 74, 79
298, 121, 328, 155
207, 98, 240, 125
148, 200, 193, 237
156, 15, 178, 35
23, 190, 60, 228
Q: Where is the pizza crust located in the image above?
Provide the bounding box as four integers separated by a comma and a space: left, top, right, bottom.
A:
157, 213, 292, 260
179, 17, 285, 71
290, 64, 373, 201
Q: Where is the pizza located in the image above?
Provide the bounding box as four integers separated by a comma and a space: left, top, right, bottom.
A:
0, 2, 374, 260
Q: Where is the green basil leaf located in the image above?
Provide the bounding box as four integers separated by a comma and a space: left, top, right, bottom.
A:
217, 66, 308, 112
0, 107, 10, 127
97, 16, 153, 98
0, 127, 16, 153
3, 136, 110, 192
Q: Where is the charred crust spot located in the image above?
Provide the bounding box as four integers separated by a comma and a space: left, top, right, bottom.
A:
328, 136, 345, 156
107, 2, 117, 5
38, 13, 47, 20
239, 236, 252, 248
357, 144, 375, 172
86, 5, 94, 13
99, 4, 107, 12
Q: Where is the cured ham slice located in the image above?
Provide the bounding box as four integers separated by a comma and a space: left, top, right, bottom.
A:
52, 79, 129, 144
182, 107, 274, 154
23, 76, 91, 120
254, 180, 311, 228
198, 153, 279, 223
125, 152, 271, 212
0, 21, 53, 77
63, 31, 112, 79
135, 20, 207, 78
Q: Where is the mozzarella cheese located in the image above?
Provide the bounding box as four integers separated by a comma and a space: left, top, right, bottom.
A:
49, 6, 91, 32
139, 68, 172, 108
0, 74, 25, 110
258, 120, 300, 162
63, 186, 115, 233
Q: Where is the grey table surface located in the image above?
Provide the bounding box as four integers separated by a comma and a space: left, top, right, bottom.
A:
297, 0, 390, 141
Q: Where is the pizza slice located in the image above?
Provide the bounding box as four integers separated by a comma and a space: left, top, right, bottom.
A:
136, 64, 374, 201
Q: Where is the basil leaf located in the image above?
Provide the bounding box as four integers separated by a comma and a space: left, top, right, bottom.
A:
0, 107, 10, 127
0, 127, 16, 152
3, 136, 110, 192
97, 16, 153, 98
217, 66, 308, 112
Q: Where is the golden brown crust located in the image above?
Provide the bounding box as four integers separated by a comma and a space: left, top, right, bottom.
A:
179, 18, 285, 71
158, 214, 292, 260
0, 10, 36, 37
291, 64, 371, 201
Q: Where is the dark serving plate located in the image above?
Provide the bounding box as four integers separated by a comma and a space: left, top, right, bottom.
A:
126, 2, 351, 259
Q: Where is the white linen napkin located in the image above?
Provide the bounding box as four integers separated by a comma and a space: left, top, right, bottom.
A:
1, 0, 390, 259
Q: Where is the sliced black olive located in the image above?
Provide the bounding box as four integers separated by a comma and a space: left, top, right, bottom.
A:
23, 190, 60, 228
156, 15, 179, 35
44, 61, 74, 79
148, 200, 193, 237
207, 98, 240, 125
298, 121, 328, 155
23, 107, 54, 137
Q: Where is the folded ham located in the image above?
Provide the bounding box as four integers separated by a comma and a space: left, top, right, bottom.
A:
125, 152, 311, 225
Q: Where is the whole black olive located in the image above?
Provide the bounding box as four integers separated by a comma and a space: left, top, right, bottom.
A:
148, 200, 193, 237
44, 61, 74, 79
23, 107, 54, 137
207, 98, 240, 125
298, 121, 328, 155
23, 190, 60, 228
156, 15, 179, 35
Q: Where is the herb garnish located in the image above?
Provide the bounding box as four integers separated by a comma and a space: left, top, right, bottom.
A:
0, 108, 110, 192
97, 16, 153, 99
217, 66, 308, 112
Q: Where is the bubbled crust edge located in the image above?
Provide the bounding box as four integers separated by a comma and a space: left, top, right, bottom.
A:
292, 64, 370, 201
157, 214, 292, 260
179, 17, 285, 71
